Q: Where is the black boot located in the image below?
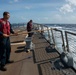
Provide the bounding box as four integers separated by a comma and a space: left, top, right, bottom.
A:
0, 65, 7, 71
6, 60, 14, 64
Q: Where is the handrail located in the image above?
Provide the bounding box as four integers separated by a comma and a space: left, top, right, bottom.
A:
65, 31, 76, 35
65, 31, 76, 53
51, 28, 65, 54
53, 28, 65, 51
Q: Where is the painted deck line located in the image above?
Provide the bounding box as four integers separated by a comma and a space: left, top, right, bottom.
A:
11, 41, 26, 45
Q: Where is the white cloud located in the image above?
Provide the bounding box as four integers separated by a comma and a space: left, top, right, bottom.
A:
59, 4, 73, 14
9, 1, 13, 4
24, 6, 31, 10
51, 14, 76, 23
43, 17, 49, 20
9, 0, 19, 4
66, 0, 76, 6
37, 18, 40, 21
59, 0, 76, 14
21, 16, 26, 20
14, 0, 19, 2
52, 14, 62, 22
55, 14, 62, 19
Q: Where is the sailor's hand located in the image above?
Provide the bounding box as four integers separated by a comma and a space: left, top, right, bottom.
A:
14, 32, 18, 36
14, 33, 18, 36
3, 34, 9, 37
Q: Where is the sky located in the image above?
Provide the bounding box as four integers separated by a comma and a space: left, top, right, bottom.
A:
0, 0, 76, 24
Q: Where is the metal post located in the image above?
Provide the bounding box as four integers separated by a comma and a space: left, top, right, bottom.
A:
65, 31, 70, 52
47, 27, 51, 42
60, 31, 65, 51
51, 28, 55, 45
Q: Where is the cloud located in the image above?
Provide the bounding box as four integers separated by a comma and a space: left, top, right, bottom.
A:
37, 18, 40, 21
59, 4, 73, 14
43, 17, 49, 20
59, 0, 76, 14
9, 1, 13, 4
66, 0, 76, 6
14, 0, 19, 2
9, 0, 19, 4
24, 6, 31, 10
21, 16, 26, 20
55, 14, 62, 19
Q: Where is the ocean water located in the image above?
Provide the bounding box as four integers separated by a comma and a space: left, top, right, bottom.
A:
42, 24, 76, 55
45, 24, 76, 31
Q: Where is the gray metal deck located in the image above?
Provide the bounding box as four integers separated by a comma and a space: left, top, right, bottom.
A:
0, 32, 76, 75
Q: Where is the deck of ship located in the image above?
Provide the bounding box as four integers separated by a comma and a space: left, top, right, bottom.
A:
0, 31, 76, 75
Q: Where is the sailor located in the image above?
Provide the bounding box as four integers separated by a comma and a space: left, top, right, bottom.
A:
0, 11, 17, 71
27, 20, 33, 37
